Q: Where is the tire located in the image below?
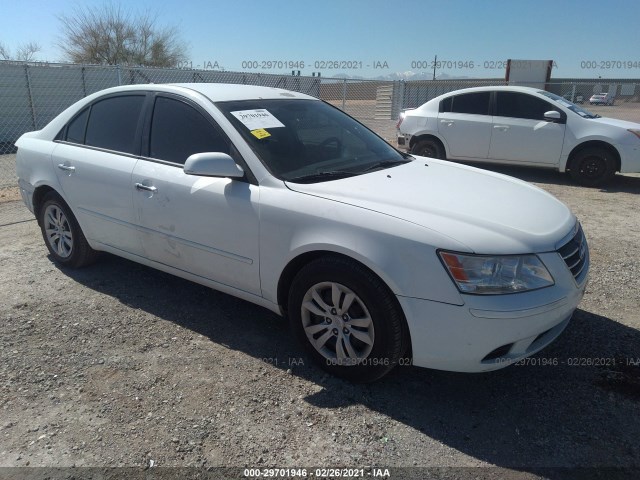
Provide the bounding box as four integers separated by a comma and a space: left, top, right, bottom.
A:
288, 256, 407, 382
38, 191, 98, 268
411, 138, 445, 159
569, 148, 616, 187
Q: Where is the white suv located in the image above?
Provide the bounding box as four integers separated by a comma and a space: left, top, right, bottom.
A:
397, 86, 640, 186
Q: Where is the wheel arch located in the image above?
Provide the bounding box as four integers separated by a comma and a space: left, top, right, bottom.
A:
567, 141, 621, 172
409, 133, 447, 156
32, 185, 59, 225
277, 249, 412, 358
277, 250, 400, 316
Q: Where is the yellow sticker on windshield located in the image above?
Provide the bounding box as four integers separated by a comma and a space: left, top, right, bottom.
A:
251, 128, 271, 139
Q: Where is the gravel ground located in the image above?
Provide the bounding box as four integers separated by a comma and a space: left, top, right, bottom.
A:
0, 168, 639, 479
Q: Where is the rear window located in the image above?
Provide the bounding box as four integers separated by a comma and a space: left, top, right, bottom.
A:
440, 92, 490, 115
84, 95, 145, 154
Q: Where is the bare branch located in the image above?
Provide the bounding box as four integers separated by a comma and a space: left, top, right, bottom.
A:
0, 41, 41, 61
57, 3, 188, 67
0, 42, 10, 60
16, 42, 41, 62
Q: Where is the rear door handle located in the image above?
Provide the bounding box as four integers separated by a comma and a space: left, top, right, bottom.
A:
440, 120, 455, 126
57, 164, 75, 172
493, 125, 509, 131
135, 183, 158, 193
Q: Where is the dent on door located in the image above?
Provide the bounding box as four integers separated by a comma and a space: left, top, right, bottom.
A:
132, 160, 261, 295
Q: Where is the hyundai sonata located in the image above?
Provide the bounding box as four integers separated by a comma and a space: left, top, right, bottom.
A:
16, 83, 588, 381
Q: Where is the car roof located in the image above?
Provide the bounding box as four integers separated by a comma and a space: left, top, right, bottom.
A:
84, 83, 319, 102
437, 85, 547, 97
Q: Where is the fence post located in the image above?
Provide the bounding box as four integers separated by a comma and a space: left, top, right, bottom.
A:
24, 64, 37, 130
81, 66, 87, 97
341, 78, 347, 111
116, 65, 122, 86
391, 80, 405, 119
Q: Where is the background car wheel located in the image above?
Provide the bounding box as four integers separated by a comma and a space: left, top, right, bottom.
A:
288, 256, 407, 382
39, 192, 98, 268
569, 148, 616, 187
411, 139, 445, 159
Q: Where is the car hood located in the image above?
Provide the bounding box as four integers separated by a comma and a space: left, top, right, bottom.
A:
589, 117, 640, 130
285, 159, 575, 254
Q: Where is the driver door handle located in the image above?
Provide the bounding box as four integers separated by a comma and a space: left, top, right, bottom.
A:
135, 183, 158, 193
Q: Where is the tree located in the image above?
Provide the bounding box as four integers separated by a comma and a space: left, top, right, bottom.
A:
57, 3, 188, 67
0, 41, 41, 61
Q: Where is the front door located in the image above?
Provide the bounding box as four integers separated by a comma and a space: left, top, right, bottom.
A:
489, 91, 566, 164
131, 94, 261, 295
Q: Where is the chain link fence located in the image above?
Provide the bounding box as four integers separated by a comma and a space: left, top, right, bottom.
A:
1, 59, 639, 218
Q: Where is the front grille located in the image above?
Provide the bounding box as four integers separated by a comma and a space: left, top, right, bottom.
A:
558, 224, 588, 282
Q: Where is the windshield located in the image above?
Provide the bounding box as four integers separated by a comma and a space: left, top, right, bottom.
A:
538, 91, 600, 119
216, 99, 409, 182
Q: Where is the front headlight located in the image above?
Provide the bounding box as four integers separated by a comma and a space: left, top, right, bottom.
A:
439, 251, 554, 295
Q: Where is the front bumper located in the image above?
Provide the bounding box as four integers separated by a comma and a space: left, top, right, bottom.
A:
398, 250, 588, 372
616, 142, 640, 174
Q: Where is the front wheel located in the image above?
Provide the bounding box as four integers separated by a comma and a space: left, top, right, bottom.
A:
38, 192, 98, 267
569, 148, 616, 187
288, 257, 408, 382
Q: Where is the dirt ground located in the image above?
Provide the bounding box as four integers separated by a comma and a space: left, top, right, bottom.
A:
0, 168, 639, 479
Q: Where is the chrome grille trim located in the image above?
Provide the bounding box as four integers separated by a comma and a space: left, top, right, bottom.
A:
557, 223, 588, 282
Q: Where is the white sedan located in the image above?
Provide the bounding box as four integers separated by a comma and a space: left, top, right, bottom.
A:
16, 83, 588, 381
397, 86, 640, 186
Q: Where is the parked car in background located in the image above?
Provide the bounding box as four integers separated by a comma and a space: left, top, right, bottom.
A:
563, 92, 584, 104
397, 86, 640, 186
16, 83, 589, 382
589, 93, 615, 105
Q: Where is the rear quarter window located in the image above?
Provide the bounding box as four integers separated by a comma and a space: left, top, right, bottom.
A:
65, 107, 89, 144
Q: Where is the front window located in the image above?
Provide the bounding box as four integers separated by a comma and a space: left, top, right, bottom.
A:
149, 96, 229, 164
495, 92, 557, 121
539, 91, 599, 119
216, 99, 408, 182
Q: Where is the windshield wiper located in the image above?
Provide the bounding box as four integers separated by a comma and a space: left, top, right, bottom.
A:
360, 159, 411, 173
286, 170, 358, 183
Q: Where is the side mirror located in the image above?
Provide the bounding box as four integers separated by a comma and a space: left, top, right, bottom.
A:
184, 152, 244, 178
544, 110, 562, 122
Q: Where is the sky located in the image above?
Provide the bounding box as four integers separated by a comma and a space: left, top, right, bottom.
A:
2, 0, 639, 79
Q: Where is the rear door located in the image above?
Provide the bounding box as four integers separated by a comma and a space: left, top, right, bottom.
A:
489, 91, 566, 165
52, 94, 146, 254
437, 91, 492, 159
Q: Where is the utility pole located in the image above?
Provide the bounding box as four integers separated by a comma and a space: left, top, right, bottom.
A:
432, 54, 437, 80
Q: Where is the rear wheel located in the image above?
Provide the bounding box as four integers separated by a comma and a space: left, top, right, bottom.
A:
411, 138, 445, 159
38, 192, 98, 268
569, 148, 616, 187
288, 256, 407, 382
